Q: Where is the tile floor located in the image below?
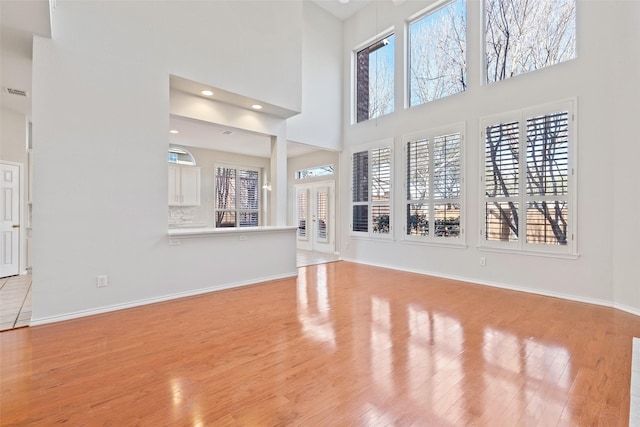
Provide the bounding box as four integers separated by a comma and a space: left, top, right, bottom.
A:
0, 274, 32, 331
296, 249, 340, 267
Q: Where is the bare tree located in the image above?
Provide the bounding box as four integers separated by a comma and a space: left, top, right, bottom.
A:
485, 0, 576, 82
410, 0, 466, 105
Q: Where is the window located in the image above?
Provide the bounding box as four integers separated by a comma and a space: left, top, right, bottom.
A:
482, 100, 575, 254
405, 126, 463, 241
215, 165, 260, 228
352, 144, 392, 235
356, 33, 395, 123
409, 0, 466, 106
296, 165, 334, 180
484, 0, 576, 83
168, 146, 196, 166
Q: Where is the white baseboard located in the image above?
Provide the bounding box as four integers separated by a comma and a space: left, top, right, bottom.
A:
30, 271, 298, 327
342, 257, 616, 311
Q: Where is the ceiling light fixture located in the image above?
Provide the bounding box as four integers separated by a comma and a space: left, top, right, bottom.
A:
169, 129, 179, 134
201, 90, 214, 96
251, 104, 263, 110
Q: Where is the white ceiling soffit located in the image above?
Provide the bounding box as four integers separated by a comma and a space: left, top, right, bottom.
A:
170, 75, 298, 120
169, 115, 318, 159
310, 0, 373, 21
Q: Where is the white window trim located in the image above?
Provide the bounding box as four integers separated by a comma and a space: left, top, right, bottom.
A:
406, 0, 467, 108
479, 98, 578, 257
350, 139, 394, 240
214, 162, 263, 228
402, 122, 466, 247
481, 0, 577, 85
352, 27, 396, 125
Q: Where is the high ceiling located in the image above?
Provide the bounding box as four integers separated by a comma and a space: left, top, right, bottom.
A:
0, 0, 50, 117
0, 0, 353, 158
311, 0, 372, 21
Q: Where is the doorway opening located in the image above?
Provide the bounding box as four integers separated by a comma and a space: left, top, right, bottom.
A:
295, 180, 338, 267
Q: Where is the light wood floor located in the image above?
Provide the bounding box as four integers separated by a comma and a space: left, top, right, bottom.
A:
1, 261, 639, 425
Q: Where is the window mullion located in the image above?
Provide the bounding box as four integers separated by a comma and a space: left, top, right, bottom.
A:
517, 116, 525, 248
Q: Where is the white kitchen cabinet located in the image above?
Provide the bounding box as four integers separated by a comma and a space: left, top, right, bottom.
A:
168, 164, 201, 206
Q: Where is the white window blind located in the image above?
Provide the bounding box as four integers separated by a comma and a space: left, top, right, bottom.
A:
405, 128, 463, 240
352, 145, 392, 236
482, 101, 575, 254
215, 165, 260, 228
297, 190, 308, 239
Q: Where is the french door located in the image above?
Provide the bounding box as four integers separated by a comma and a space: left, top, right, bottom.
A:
295, 181, 335, 254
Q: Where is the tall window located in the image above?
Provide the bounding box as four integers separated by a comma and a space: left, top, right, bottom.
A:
409, 0, 466, 106
215, 165, 260, 228
482, 101, 575, 254
485, 0, 576, 83
356, 33, 395, 123
405, 126, 463, 240
352, 145, 392, 235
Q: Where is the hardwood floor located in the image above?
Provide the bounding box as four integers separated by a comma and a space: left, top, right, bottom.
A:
1, 261, 639, 425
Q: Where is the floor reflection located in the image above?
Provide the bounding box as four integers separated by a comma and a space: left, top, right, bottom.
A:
296, 265, 336, 349
358, 293, 574, 425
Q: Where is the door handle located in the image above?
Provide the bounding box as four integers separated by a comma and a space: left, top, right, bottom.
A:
12, 224, 20, 228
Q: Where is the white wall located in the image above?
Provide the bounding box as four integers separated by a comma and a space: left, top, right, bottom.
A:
287, 1, 343, 151
340, 0, 639, 309
30, 1, 304, 322
611, 1, 640, 312
0, 108, 27, 165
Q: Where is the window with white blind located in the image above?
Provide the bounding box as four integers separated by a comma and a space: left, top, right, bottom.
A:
481, 100, 576, 255
215, 165, 260, 228
405, 125, 463, 242
352, 144, 392, 236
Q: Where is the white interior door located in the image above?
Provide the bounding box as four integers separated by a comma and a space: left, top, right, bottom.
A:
0, 163, 20, 277
295, 181, 335, 254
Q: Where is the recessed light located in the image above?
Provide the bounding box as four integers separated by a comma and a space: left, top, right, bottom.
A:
201, 90, 214, 96
169, 129, 179, 134
251, 104, 263, 110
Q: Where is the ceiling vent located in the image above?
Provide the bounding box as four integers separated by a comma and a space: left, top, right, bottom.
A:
3, 87, 29, 97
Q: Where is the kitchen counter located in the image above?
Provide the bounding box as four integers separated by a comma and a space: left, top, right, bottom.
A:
168, 225, 297, 238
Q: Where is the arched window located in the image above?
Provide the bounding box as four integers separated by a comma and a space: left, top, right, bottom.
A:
168, 146, 196, 166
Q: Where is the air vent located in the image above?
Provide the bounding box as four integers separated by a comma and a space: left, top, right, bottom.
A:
220, 130, 234, 136
3, 87, 29, 97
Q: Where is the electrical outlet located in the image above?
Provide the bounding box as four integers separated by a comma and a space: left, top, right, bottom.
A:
480, 257, 487, 267
96, 275, 108, 288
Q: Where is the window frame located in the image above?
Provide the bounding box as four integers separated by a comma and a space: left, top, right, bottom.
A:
353, 29, 396, 124
407, 0, 467, 108
479, 99, 578, 257
168, 146, 196, 166
214, 163, 262, 228
295, 164, 335, 180
403, 123, 466, 246
482, 0, 577, 84
350, 139, 394, 239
